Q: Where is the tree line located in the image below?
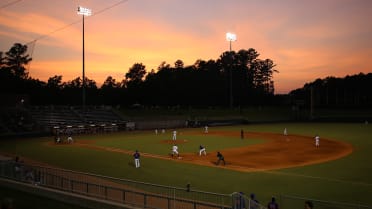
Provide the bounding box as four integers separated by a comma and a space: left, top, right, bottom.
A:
1, 43, 371, 108
0, 43, 277, 106
290, 73, 372, 108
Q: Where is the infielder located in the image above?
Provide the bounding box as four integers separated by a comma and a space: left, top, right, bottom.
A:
133, 150, 140, 168
315, 134, 320, 147
172, 130, 177, 141
172, 144, 179, 157
204, 126, 208, 133
199, 145, 206, 156
284, 128, 287, 136
216, 151, 225, 165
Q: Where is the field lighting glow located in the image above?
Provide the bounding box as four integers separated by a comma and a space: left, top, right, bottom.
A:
77, 6, 92, 16
226, 32, 237, 42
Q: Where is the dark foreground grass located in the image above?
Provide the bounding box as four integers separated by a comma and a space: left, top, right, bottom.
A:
0, 185, 89, 209
1, 123, 372, 206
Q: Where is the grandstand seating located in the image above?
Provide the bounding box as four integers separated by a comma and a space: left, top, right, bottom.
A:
0, 106, 128, 135
29, 106, 126, 128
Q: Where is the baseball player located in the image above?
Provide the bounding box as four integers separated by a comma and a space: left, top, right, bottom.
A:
155, 129, 158, 135
284, 128, 288, 136
133, 150, 140, 168
315, 134, 320, 147
204, 126, 208, 133
172, 130, 177, 141
67, 134, 73, 143
216, 151, 225, 165
199, 145, 206, 156
172, 144, 179, 157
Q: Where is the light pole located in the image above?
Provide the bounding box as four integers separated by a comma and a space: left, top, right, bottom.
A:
77, 6, 91, 110
226, 32, 236, 108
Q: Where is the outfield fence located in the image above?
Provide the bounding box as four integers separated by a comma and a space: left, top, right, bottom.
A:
0, 160, 233, 209
280, 194, 372, 209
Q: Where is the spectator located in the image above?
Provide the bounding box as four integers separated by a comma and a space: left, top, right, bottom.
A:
249, 193, 259, 209
234, 192, 246, 209
305, 201, 313, 209
267, 197, 279, 209
14, 156, 21, 179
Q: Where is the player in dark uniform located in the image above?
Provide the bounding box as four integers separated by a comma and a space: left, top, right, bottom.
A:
216, 151, 225, 165
133, 150, 140, 168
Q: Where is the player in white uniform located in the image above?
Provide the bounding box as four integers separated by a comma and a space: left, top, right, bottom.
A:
204, 126, 208, 133
199, 145, 206, 156
67, 134, 73, 143
284, 128, 287, 136
172, 144, 179, 157
315, 135, 320, 147
172, 130, 177, 141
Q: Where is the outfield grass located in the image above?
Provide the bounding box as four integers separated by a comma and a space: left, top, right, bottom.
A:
0, 123, 371, 206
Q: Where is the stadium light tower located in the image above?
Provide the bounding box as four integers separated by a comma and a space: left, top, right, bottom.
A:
77, 6, 92, 110
226, 32, 237, 51
226, 32, 236, 108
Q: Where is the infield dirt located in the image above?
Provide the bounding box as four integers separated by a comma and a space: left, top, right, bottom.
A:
70, 131, 353, 172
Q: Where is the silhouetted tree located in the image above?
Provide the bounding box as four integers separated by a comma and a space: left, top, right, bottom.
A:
125, 63, 147, 104
290, 73, 372, 108
174, 59, 184, 69
47, 75, 63, 89
4, 43, 32, 79
101, 76, 121, 89
0, 42, 283, 107
125, 63, 147, 86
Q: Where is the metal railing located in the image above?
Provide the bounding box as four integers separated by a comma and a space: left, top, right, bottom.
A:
0, 160, 232, 209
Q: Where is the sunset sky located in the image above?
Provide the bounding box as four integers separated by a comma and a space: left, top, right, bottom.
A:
1, 0, 371, 94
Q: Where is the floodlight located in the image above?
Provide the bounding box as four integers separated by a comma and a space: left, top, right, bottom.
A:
226, 32, 237, 42
77, 6, 92, 16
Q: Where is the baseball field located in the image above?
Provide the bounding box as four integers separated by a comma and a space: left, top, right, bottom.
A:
1, 122, 372, 207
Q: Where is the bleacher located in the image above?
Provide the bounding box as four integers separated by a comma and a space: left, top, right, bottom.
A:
74, 106, 124, 124
29, 106, 82, 128
28, 106, 127, 134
